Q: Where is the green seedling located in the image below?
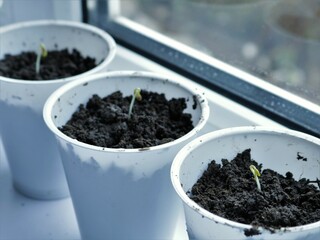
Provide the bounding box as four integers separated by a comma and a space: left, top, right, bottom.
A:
35, 43, 48, 75
128, 88, 142, 118
250, 165, 261, 192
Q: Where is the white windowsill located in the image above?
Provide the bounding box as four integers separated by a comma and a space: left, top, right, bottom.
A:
0, 45, 284, 240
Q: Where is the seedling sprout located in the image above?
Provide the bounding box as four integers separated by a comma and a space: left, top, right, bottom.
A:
250, 165, 261, 192
35, 43, 48, 75
128, 88, 142, 118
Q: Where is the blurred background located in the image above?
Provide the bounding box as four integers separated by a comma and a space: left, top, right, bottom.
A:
1, 0, 319, 105
120, 0, 320, 105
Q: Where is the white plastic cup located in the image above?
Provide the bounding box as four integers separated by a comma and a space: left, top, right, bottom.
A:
0, 20, 116, 200
171, 126, 320, 240
43, 71, 209, 239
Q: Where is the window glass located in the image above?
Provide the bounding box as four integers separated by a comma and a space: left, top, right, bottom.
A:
121, 0, 320, 105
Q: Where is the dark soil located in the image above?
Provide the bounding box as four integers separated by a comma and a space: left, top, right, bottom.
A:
59, 90, 194, 148
190, 149, 320, 235
0, 48, 97, 80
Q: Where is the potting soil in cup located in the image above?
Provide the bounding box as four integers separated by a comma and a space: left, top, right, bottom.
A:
59, 90, 194, 148
190, 149, 320, 235
0, 48, 97, 80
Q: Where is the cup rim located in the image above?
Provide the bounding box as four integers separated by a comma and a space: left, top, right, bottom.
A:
43, 70, 210, 153
170, 126, 320, 233
0, 19, 116, 84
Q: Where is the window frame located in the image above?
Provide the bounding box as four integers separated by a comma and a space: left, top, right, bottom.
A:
84, 0, 320, 138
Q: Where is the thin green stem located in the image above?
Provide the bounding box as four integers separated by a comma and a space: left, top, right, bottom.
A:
250, 165, 261, 192
128, 88, 142, 118
35, 43, 48, 75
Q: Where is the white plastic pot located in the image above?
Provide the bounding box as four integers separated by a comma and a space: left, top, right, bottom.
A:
0, 20, 116, 200
43, 71, 209, 239
171, 126, 320, 240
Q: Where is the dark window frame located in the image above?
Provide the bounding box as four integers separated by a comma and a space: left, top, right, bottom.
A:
84, 0, 320, 138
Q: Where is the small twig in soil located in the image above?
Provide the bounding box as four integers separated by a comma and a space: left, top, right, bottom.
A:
306, 178, 320, 189
128, 88, 142, 119
250, 165, 262, 192
35, 43, 48, 75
